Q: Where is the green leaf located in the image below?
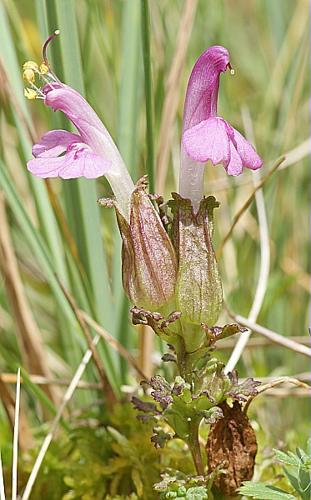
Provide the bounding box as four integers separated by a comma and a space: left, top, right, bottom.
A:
239, 482, 296, 500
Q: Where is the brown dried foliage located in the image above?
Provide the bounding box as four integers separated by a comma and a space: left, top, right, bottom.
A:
206, 401, 257, 496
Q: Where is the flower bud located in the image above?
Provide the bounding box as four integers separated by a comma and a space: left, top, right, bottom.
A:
169, 194, 223, 328
103, 178, 177, 310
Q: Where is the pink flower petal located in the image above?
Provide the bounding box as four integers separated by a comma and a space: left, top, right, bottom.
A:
226, 141, 243, 176
182, 117, 230, 165
27, 143, 113, 179
232, 128, 263, 170
32, 130, 82, 158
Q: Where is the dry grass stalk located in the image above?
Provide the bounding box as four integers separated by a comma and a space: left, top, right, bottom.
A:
0, 373, 101, 389
231, 314, 311, 359
0, 195, 58, 404
258, 388, 311, 397
156, 0, 198, 194
245, 376, 311, 411
257, 376, 310, 392
217, 335, 310, 350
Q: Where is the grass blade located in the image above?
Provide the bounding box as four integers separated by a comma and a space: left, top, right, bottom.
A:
118, 0, 141, 180
141, 0, 155, 192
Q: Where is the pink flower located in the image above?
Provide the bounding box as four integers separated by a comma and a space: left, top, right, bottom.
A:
179, 45, 263, 208
23, 36, 134, 219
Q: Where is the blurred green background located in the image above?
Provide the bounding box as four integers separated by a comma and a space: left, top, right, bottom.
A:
0, 0, 309, 497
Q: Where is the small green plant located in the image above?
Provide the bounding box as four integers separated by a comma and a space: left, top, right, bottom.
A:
239, 441, 311, 500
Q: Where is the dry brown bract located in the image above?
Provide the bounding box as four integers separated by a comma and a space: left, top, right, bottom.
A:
206, 401, 257, 496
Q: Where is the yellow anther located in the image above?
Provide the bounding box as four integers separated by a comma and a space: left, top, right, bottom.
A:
23, 61, 39, 71
230, 68, 235, 76
23, 68, 35, 83
39, 63, 49, 74
24, 88, 37, 100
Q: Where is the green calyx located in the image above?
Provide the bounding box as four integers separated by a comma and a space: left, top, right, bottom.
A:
169, 194, 223, 351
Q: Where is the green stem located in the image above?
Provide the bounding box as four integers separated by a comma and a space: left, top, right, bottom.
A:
188, 419, 204, 476
141, 0, 155, 192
